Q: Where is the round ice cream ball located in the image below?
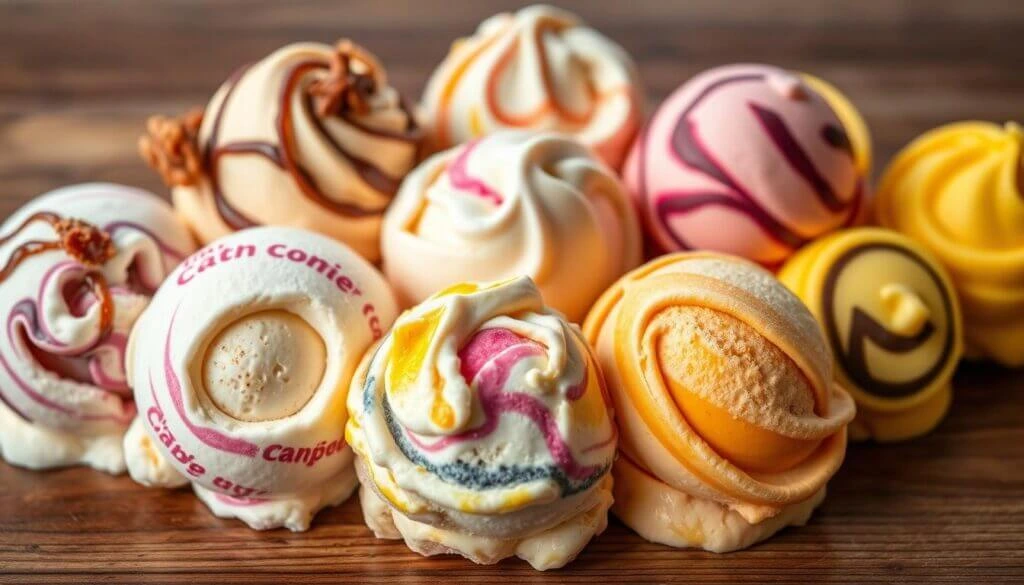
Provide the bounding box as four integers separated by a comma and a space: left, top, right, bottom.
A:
202, 310, 326, 422
876, 121, 1024, 367
0, 183, 196, 473
123, 226, 399, 531
420, 4, 642, 169
779, 228, 963, 442
346, 277, 617, 570
583, 252, 855, 552
140, 40, 422, 263
623, 64, 870, 266
381, 130, 641, 322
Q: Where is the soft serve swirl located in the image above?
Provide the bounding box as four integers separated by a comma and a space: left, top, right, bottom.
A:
382, 130, 641, 322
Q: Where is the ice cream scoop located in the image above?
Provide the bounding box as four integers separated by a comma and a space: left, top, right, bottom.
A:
583, 252, 855, 552
420, 4, 642, 169
140, 40, 422, 263
876, 121, 1024, 367
0, 183, 196, 473
779, 228, 963, 442
346, 277, 616, 569
381, 130, 641, 323
122, 226, 398, 531
624, 64, 870, 266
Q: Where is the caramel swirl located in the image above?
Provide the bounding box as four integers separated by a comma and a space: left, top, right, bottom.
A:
308, 40, 385, 118
139, 109, 205, 188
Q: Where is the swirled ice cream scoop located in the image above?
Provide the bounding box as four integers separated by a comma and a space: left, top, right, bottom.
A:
624, 64, 870, 266
346, 277, 616, 570
381, 130, 641, 322
421, 4, 642, 169
122, 227, 398, 531
0, 183, 196, 473
780, 228, 963, 442
140, 40, 422, 263
583, 253, 855, 552
876, 121, 1024, 367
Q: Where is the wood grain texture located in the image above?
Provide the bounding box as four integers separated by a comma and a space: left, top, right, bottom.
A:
0, 1, 1023, 583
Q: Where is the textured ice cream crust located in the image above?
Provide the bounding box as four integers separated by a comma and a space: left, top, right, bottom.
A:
420, 4, 642, 169
0, 183, 196, 473
123, 226, 398, 530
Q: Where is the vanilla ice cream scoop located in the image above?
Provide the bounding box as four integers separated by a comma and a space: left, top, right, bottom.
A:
202, 310, 326, 422
382, 130, 641, 322
123, 226, 398, 531
0, 183, 196, 473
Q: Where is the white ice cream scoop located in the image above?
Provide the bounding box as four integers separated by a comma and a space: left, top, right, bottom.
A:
123, 226, 398, 531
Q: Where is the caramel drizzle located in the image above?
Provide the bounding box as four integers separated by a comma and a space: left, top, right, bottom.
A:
0, 212, 115, 336
141, 40, 421, 230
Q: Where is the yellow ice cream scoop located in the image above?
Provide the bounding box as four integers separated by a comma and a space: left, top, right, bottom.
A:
875, 121, 1024, 367
779, 228, 963, 442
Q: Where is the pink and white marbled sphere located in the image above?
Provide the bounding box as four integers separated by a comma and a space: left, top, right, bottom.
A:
624, 64, 866, 266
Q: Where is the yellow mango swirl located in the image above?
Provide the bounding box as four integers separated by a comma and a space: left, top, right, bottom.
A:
346, 276, 616, 517
583, 253, 855, 529
876, 121, 1024, 367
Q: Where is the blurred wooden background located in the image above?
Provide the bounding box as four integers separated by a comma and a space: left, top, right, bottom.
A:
1, 1, 1023, 583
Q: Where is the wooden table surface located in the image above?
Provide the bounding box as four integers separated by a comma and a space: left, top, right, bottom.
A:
1, 1, 1023, 583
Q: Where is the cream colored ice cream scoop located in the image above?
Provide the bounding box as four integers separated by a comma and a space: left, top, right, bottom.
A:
202, 310, 326, 422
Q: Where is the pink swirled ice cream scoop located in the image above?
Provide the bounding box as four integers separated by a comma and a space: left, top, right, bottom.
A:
624, 64, 871, 267
346, 276, 617, 570
0, 183, 196, 473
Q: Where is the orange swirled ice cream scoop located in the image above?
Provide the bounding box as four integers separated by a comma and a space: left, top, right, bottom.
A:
420, 4, 642, 169
346, 277, 616, 570
876, 121, 1024, 367
140, 40, 422, 263
583, 252, 855, 552
779, 228, 963, 442
381, 130, 641, 323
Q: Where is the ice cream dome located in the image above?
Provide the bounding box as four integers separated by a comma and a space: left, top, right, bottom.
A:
140, 40, 422, 263
624, 64, 871, 266
420, 4, 642, 169
779, 228, 963, 442
0, 183, 196, 473
876, 121, 1024, 367
346, 277, 616, 570
381, 130, 641, 323
583, 252, 855, 552
122, 226, 398, 531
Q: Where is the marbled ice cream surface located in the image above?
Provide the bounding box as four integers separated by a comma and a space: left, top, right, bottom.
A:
0, 183, 196, 473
